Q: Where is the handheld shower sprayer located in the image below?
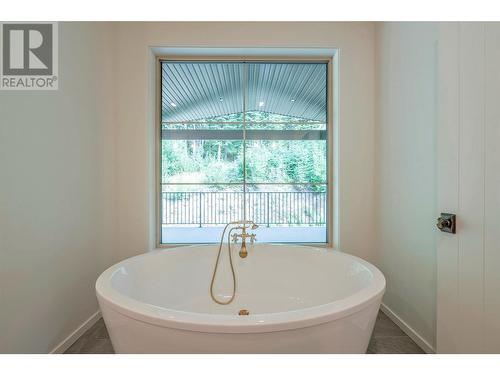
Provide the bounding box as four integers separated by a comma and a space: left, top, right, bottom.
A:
209, 220, 259, 305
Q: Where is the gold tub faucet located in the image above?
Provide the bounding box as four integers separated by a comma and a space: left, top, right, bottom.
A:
231, 222, 258, 258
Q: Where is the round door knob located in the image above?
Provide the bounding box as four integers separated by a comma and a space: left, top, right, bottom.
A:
436, 213, 456, 233
436, 217, 451, 230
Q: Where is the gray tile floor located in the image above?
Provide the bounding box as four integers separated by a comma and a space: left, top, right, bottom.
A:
64, 310, 424, 354
367, 311, 424, 354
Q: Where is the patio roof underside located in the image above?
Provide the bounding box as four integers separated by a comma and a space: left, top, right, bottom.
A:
161, 62, 327, 123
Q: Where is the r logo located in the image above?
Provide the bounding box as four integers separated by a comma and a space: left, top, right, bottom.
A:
2, 23, 53, 76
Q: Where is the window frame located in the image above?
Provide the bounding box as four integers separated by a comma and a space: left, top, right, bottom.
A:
155, 55, 334, 248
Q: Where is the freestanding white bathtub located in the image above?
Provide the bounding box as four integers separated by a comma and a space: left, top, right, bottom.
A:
96, 244, 385, 353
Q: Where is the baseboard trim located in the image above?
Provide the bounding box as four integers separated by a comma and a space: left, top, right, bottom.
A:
380, 303, 435, 354
50, 311, 101, 354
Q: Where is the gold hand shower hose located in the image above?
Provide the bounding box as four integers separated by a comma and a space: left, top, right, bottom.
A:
210, 223, 238, 305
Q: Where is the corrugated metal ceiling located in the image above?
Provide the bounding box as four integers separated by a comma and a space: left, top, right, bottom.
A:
161, 62, 327, 122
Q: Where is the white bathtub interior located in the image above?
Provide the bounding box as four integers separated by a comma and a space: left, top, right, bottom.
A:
109, 245, 375, 315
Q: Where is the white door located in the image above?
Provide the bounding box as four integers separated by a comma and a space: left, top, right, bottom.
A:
437, 22, 500, 353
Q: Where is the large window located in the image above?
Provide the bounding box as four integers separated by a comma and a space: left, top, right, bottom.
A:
158, 59, 330, 244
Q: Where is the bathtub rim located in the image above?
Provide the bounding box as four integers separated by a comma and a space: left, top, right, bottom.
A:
96, 244, 385, 334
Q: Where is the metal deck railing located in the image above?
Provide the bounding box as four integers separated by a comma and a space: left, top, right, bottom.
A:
161, 191, 327, 226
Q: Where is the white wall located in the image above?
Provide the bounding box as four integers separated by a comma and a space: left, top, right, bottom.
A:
0, 23, 116, 353
374, 22, 438, 350
113, 22, 377, 262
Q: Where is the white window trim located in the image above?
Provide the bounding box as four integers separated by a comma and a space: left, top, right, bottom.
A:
149, 48, 338, 249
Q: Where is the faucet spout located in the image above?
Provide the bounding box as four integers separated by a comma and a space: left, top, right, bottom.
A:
239, 238, 248, 258
229, 221, 258, 258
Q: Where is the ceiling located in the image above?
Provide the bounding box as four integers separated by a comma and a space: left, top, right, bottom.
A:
161, 62, 327, 123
